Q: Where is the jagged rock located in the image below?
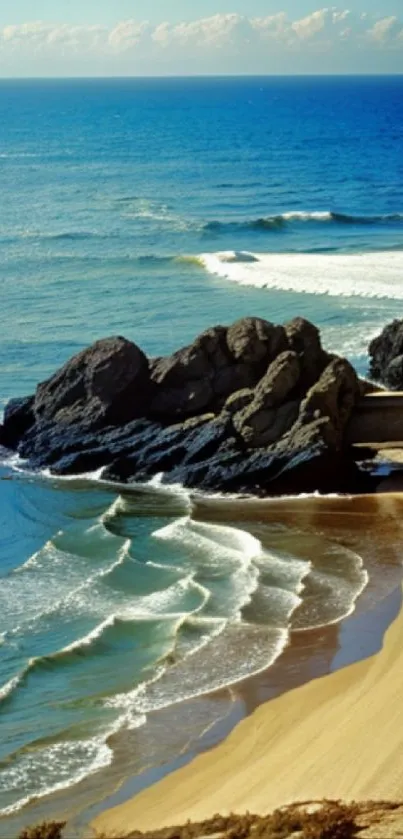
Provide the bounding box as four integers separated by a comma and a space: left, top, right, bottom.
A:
149, 326, 230, 419
234, 401, 300, 449
369, 320, 403, 389
296, 357, 362, 449
0, 395, 35, 449
34, 336, 151, 429
149, 319, 288, 421
2, 316, 369, 495
384, 355, 403, 389
285, 317, 330, 390
223, 388, 254, 415
254, 351, 301, 407
226, 317, 287, 365
232, 351, 301, 447
102, 414, 230, 484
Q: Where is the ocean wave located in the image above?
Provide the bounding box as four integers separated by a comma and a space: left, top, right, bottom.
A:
0, 152, 40, 159
0, 734, 115, 817
28, 230, 111, 242
0, 614, 170, 707
107, 622, 289, 717
153, 517, 261, 620
99, 481, 192, 522
3, 208, 402, 250
292, 545, 369, 630
1, 533, 131, 647
0, 673, 23, 702
100, 517, 303, 718
202, 210, 403, 233
199, 249, 403, 299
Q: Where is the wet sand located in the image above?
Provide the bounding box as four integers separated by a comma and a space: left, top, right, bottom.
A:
93, 492, 403, 837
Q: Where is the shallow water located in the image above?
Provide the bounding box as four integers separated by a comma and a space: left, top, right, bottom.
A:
2, 468, 403, 835
1, 75, 403, 829
0, 468, 374, 822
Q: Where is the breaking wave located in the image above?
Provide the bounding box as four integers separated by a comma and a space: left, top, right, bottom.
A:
199, 249, 403, 299
202, 210, 403, 233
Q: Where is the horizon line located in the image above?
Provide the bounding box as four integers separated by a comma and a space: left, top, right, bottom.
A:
1, 71, 403, 81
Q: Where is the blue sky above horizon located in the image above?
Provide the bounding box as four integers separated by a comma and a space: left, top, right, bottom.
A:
0, 1, 402, 76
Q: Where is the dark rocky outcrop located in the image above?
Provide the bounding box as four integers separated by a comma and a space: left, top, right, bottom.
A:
1, 395, 35, 448
34, 336, 152, 429
0, 317, 370, 495
149, 318, 288, 421
369, 320, 403, 389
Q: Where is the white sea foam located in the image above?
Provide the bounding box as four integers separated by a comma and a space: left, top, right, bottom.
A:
101, 517, 291, 720
41, 465, 105, 482
154, 517, 261, 619
60, 615, 117, 654
154, 516, 262, 563
292, 545, 369, 630
281, 210, 333, 221
110, 623, 289, 717
1, 451, 30, 471
0, 735, 114, 817
0, 673, 23, 701
199, 249, 403, 299
2, 533, 131, 640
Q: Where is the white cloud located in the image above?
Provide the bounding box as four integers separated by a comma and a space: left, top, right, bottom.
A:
366, 16, 400, 43
292, 9, 328, 40
333, 10, 350, 24
108, 20, 149, 51
0, 9, 402, 74
251, 13, 290, 42
150, 14, 253, 50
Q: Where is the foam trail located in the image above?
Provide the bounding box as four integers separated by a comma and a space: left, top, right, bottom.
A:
200, 250, 403, 299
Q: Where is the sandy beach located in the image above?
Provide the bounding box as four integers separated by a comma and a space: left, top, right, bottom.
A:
93, 492, 403, 837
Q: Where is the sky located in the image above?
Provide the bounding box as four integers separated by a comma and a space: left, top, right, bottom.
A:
0, 1, 402, 76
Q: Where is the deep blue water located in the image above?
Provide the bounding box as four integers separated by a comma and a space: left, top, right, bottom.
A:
0, 76, 403, 829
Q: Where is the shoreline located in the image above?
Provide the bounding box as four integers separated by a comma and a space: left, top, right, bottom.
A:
86, 583, 401, 836
93, 580, 403, 836
2, 489, 403, 837
3, 557, 397, 839
91, 493, 403, 835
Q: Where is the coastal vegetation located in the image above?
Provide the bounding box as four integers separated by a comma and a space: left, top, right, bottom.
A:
18, 800, 403, 839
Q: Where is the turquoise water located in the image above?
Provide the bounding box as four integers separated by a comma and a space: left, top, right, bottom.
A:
1, 76, 403, 826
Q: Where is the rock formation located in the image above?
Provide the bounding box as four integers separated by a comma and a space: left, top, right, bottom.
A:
369, 320, 403, 390
0, 316, 372, 495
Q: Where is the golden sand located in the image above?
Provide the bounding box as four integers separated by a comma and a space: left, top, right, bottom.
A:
93, 493, 403, 837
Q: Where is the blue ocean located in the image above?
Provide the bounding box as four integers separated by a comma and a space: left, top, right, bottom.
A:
1, 76, 403, 832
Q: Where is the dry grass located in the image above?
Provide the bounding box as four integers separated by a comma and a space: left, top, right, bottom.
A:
18, 823, 66, 839
17, 801, 403, 839
120, 802, 360, 839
